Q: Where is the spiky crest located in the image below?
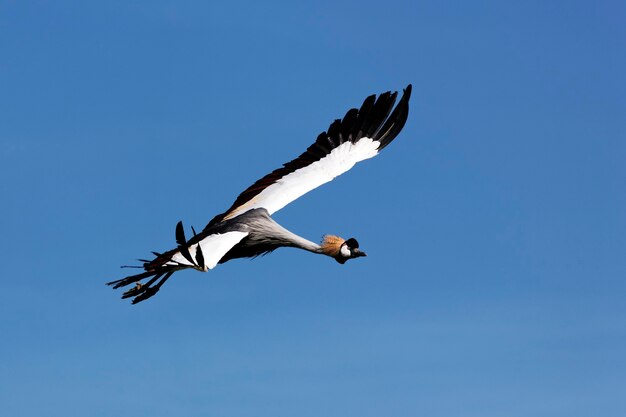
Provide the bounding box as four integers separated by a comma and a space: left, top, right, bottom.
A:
320, 235, 345, 257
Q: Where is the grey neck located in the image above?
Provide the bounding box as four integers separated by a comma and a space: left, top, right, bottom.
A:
236, 208, 324, 255
273, 225, 323, 254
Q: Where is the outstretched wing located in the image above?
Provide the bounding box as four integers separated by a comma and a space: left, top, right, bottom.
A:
207, 84, 412, 227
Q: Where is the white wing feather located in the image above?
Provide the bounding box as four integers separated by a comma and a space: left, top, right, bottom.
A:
225, 138, 380, 219
169, 231, 248, 270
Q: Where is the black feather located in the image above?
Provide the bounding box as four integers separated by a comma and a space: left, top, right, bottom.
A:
195, 243, 205, 270
352, 94, 377, 140
131, 271, 174, 304
106, 270, 157, 289
122, 273, 163, 299
376, 84, 412, 149
175, 221, 186, 246
175, 221, 195, 265
204, 87, 411, 228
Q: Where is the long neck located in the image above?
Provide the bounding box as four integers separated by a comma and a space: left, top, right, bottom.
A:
236, 208, 325, 255
271, 224, 323, 254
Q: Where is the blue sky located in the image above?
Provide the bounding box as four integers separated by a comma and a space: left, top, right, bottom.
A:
1, 1, 625, 416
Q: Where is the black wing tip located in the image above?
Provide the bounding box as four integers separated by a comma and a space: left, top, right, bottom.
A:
399, 84, 412, 109
373, 84, 412, 149
204, 84, 413, 227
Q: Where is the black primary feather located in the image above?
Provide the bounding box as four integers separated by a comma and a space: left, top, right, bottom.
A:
205, 85, 411, 228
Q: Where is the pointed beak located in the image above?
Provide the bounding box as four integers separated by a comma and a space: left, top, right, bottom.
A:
353, 249, 367, 258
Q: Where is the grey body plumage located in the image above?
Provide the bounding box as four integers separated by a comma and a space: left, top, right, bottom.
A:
215, 208, 322, 263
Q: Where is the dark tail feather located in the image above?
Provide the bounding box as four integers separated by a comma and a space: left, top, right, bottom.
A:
106, 266, 179, 304
106, 269, 161, 289
121, 273, 164, 299
106, 252, 179, 304
129, 271, 175, 304
108, 221, 199, 304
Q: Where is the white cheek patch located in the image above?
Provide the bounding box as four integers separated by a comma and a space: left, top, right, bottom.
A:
340, 244, 351, 257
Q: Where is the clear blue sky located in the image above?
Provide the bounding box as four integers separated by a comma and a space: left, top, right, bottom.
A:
1, 1, 624, 416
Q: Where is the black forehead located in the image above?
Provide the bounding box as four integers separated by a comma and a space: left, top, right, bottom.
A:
345, 238, 359, 248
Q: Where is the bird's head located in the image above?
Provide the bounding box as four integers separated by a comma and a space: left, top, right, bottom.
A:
321, 235, 367, 264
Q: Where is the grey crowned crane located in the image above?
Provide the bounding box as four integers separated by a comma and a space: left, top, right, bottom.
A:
107, 85, 412, 303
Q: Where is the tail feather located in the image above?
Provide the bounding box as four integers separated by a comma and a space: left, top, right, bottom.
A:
107, 221, 247, 304
107, 221, 205, 304
106, 269, 162, 289
107, 263, 183, 304
119, 270, 176, 304
120, 272, 164, 299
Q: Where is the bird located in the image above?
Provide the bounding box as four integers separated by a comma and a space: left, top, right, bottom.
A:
107, 84, 412, 303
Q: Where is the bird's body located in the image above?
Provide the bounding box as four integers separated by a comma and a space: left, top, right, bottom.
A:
214, 208, 323, 263
108, 85, 412, 303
